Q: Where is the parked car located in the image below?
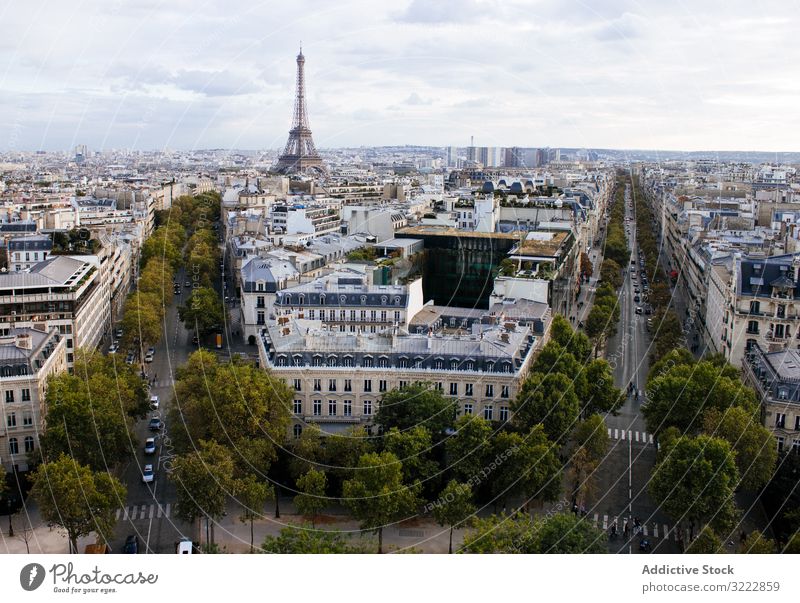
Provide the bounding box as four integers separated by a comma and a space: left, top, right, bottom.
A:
148, 416, 164, 431
149, 395, 159, 410
184, 281, 191, 287
144, 437, 156, 455
123, 534, 139, 554
175, 538, 194, 554
125, 352, 135, 365
634, 295, 640, 302
108, 342, 119, 354
635, 307, 643, 315
115, 328, 123, 339
142, 464, 154, 484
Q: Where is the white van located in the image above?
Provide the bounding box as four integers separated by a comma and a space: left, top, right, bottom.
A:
176, 538, 193, 554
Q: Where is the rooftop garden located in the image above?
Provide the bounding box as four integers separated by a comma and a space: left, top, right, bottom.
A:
51, 229, 102, 255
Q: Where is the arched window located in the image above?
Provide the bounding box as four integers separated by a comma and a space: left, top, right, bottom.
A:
327, 355, 338, 367
342, 356, 353, 367
360, 295, 367, 305
312, 355, 323, 367
434, 358, 444, 369
292, 354, 304, 366
503, 362, 512, 373
298, 294, 304, 306
414, 357, 423, 368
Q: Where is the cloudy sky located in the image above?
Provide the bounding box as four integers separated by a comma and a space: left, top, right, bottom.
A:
1, 0, 797, 152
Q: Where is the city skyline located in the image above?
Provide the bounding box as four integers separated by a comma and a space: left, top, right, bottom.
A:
1, 0, 798, 153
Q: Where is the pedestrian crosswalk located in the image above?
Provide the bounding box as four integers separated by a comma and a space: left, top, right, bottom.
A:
608, 427, 654, 445
116, 503, 171, 522
590, 513, 687, 542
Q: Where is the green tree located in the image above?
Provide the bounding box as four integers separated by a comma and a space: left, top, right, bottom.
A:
384, 426, 440, 493
549, 314, 592, 361
168, 350, 292, 476
432, 480, 475, 553
289, 425, 323, 480
644, 360, 759, 435
375, 383, 457, 436
40, 364, 138, 470
599, 258, 622, 289
584, 359, 625, 416
294, 468, 328, 527
702, 407, 777, 491
512, 372, 580, 442
738, 530, 776, 554
685, 526, 723, 554
461, 512, 605, 553
121, 291, 164, 348
171, 440, 234, 547
342, 452, 421, 553
649, 435, 740, 535
178, 287, 224, 337
444, 415, 493, 485
320, 426, 373, 496
488, 426, 561, 508
580, 251, 594, 279
235, 474, 272, 553
30, 455, 126, 553
261, 525, 360, 553
568, 414, 610, 504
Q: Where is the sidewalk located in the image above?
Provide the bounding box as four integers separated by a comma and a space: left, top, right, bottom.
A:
0, 503, 95, 554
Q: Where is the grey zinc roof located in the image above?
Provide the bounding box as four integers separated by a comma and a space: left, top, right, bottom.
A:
763, 349, 800, 381
0, 256, 88, 289
7, 234, 53, 251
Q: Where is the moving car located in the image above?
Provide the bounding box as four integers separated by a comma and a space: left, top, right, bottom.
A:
144, 437, 156, 455
145, 347, 155, 362
115, 328, 123, 339
142, 464, 154, 484
635, 307, 643, 315
184, 281, 191, 287
149, 395, 159, 410
634, 295, 640, 302
123, 535, 139, 554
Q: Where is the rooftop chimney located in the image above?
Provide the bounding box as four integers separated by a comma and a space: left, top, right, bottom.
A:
16, 333, 32, 350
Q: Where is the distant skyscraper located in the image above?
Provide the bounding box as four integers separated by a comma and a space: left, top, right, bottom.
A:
275, 47, 326, 174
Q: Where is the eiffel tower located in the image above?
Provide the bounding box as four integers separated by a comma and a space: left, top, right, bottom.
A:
275, 47, 326, 174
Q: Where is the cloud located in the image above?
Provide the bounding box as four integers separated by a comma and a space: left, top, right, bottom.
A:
396, 0, 491, 24
171, 70, 260, 97
404, 92, 432, 105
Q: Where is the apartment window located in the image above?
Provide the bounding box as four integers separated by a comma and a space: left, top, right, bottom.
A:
343, 356, 353, 367
329, 379, 337, 392
465, 361, 474, 371
776, 413, 786, 429
795, 416, 800, 431
370, 310, 377, 321
8, 438, 18, 455
364, 357, 373, 368
313, 356, 323, 367
499, 406, 509, 422
380, 311, 387, 322
779, 388, 789, 400
360, 310, 366, 321
434, 382, 443, 392
21, 388, 31, 402
313, 379, 322, 392
501, 385, 510, 399
450, 359, 459, 370
343, 400, 352, 417
257, 282, 264, 292
24, 436, 34, 453
22, 412, 33, 426
5, 391, 13, 403
483, 405, 494, 421
25, 252, 29, 261
465, 383, 473, 397
746, 320, 758, 334
293, 400, 303, 415
394, 311, 400, 323
775, 324, 786, 338
377, 357, 387, 368
257, 311, 265, 325
750, 300, 760, 314
485, 384, 494, 398
293, 379, 302, 392
293, 424, 303, 439
309, 310, 316, 320
313, 400, 322, 416
777, 437, 784, 452
449, 382, 458, 396
350, 310, 356, 321
320, 309, 326, 320
435, 359, 444, 369
399, 380, 408, 389
778, 304, 787, 319
344, 379, 352, 392
363, 400, 372, 416
463, 403, 473, 415
339, 310, 346, 321
7, 412, 16, 428
379, 380, 387, 393
256, 296, 265, 308
328, 400, 337, 416
399, 358, 408, 368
